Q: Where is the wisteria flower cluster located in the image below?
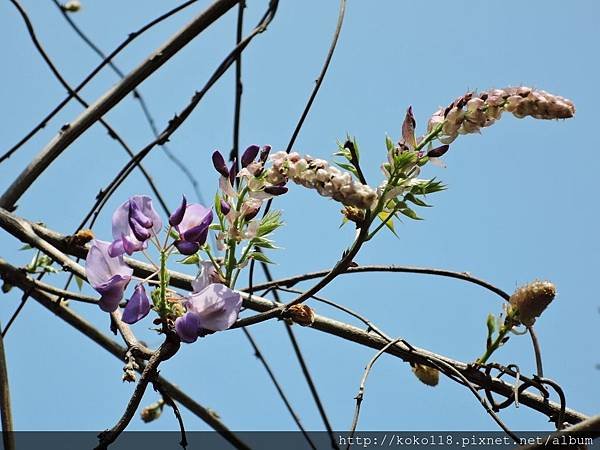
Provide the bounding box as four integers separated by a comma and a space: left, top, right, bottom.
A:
85, 85, 572, 356
85, 195, 243, 343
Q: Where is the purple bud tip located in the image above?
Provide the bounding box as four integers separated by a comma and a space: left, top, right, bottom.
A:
241, 145, 260, 168
243, 206, 260, 221
229, 157, 238, 185
259, 145, 271, 163
427, 144, 450, 158
175, 240, 200, 256
212, 151, 229, 177
263, 185, 288, 196
220, 200, 231, 215
169, 195, 187, 227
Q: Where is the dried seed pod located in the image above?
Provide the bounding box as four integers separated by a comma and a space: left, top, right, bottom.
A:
412, 364, 439, 387
509, 280, 556, 326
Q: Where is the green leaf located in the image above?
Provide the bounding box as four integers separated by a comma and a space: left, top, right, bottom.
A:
214, 192, 222, 215
486, 313, 496, 337
258, 210, 283, 237
19, 244, 33, 251
253, 238, 279, 249
385, 135, 395, 152
339, 216, 349, 228
404, 193, 431, 207
399, 207, 423, 220
75, 275, 84, 291
178, 253, 200, 265
335, 162, 359, 177
249, 252, 274, 264
377, 211, 399, 238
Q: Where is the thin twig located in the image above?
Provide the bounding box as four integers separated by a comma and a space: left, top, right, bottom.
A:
348, 339, 401, 446
0, 322, 15, 450
241, 328, 316, 450
527, 326, 544, 378
0, 0, 241, 210
518, 415, 600, 450
0, 0, 199, 165
96, 335, 180, 449
7, 0, 170, 216
251, 262, 337, 447
242, 265, 511, 300
153, 382, 188, 449
0, 212, 587, 425
230, 0, 245, 166
75, 0, 279, 232
50, 0, 205, 204
0, 258, 248, 449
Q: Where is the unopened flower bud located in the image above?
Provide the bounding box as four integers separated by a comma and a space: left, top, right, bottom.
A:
140, 399, 165, 423
427, 144, 450, 158
242, 205, 260, 221
509, 280, 556, 326
212, 151, 229, 177
412, 364, 439, 387
286, 304, 315, 327
229, 157, 238, 185
62, 0, 81, 12
220, 200, 231, 215
263, 185, 288, 196
241, 145, 260, 168
169, 195, 187, 227
259, 145, 271, 163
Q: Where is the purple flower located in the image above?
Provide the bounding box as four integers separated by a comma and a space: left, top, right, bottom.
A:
108, 195, 162, 257
122, 284, 151, 324
241, 145, 259, 168
169, 195, 187, 227
174, 284, 242, 343
191, 261, 217, 293
173, 203, 213, 255
86, 239, 133, 312
212, 151, 229, 177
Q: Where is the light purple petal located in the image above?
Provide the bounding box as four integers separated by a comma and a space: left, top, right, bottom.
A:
191, 261, 217, 293
122, 285, 151, 324
129, 201, 153, 228
97, 275, 131, 312
178, 204, 212, 237
175, 312, 201, 343
111, 196, 162, 251
134, 195, 163, 236
86, 240, 133, 288
186, 284, 242, 331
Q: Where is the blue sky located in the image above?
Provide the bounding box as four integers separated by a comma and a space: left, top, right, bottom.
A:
1, 0, 599, 437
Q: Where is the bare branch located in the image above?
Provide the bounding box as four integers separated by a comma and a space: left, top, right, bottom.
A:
0, 209, 588, 425
241, 328, 316, 449
96, 335, 180, 449
50, 0, 206, 204
0, 258, 249, 449
0, 0, 199, 164
243, 265, 511, 300
7, 0, 170, 216
0, 322, 15, 450
0, 0, 240, 210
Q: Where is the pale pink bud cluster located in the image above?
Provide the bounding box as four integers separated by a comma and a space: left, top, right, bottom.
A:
266, 151, 377, 209
428, 87, 575, 144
